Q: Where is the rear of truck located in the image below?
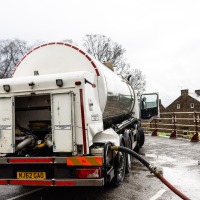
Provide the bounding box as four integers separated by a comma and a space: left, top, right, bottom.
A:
0, 42, 159, 187
0, 71, 106, 186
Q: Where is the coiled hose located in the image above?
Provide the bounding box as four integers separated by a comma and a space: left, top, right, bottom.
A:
111, 146, 190, 200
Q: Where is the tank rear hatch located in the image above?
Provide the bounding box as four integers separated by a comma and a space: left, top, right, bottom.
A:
13, 42, 100, 78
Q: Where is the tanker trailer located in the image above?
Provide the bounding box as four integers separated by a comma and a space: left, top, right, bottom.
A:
0, 42, 159, 186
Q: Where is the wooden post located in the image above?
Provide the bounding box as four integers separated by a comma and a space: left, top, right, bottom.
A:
151, 118, 157, 136
170, 112, 176, 139
191, 112, 199, 142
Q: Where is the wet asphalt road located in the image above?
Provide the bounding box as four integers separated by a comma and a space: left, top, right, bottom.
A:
1, 135, 199, 200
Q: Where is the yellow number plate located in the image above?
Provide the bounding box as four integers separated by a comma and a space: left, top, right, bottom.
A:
17, 172, 46, 180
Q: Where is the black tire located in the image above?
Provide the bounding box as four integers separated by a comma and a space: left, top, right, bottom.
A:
125, 133, 132, 174
134, 140, 140, 153
134, 128, 145, 153
111, 138, 126, 186
138, 128, 145, 147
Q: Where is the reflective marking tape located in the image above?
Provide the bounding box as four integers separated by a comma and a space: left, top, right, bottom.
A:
10, 180, 52, 186
0, 180, 7, 184
55, 181, 75, 186
13, 42, 100, 77
0, 179, 104, 187
66, 156, 103, 166
79, 89, 87, 154
9, 158, 53, 163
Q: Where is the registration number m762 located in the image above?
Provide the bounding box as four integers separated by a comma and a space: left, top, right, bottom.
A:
17, 172, 46, 180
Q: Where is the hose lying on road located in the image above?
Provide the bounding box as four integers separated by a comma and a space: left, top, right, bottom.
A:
111, 146, 191, 200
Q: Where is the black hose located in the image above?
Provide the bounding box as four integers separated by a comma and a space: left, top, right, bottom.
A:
111, 146, 191, 200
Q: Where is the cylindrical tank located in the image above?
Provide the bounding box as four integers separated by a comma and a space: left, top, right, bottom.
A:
98, 64, 135, 127
13, 42, 135, 127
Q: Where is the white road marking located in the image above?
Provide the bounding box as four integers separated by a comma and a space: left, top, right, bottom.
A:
150, 189, 166, 200
7, 187, 45, 200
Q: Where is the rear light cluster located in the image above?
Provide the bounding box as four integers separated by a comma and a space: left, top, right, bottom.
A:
76, 168, 102, 179
75, 81, 81, 86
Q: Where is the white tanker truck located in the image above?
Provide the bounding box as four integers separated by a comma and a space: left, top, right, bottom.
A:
0, 42, 159, 186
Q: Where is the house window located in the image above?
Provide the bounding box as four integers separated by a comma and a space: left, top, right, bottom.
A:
177, 104, 180, 109
190, 103, 194, 108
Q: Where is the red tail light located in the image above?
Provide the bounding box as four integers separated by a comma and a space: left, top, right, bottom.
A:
76, 168, 102, 179
75, 81, 81, 85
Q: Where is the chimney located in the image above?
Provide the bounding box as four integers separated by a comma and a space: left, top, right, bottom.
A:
181, 89, 188, 96
195, 90, 200, 95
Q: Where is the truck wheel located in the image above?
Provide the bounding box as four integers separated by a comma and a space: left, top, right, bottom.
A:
138, 128, 145, 147
125, 134, 132, 174
112, 139, 126, 186
134, 128, 145, 153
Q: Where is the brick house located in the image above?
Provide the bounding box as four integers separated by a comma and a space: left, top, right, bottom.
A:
158, 89, 200, 134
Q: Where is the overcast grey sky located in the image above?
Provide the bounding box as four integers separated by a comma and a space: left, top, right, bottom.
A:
0, 0, 200, 106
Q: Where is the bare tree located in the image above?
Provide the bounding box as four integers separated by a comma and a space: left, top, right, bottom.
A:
83, 34, 127, 69
128, 68, 146, 95
0, 39, 32, 78
82, 34, 146, 94
62, 39, 76, 45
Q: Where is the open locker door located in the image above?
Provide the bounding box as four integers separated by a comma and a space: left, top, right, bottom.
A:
51, 93, 74, 152
0, 97, 15, 153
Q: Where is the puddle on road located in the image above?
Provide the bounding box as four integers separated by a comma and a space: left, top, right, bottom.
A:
145, 153, 200, 199
162, 165, 200, 199
145, 153, 176, 162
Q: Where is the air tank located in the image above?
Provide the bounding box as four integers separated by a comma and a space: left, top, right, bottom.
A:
13, 42, 136, 127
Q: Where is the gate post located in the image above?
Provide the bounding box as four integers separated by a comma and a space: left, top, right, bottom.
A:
151, 118, 157, 136
170, 112, 176, 139
191, 112, 199, 142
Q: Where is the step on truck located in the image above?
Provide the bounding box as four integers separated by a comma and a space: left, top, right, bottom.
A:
0, 42, 159, 186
